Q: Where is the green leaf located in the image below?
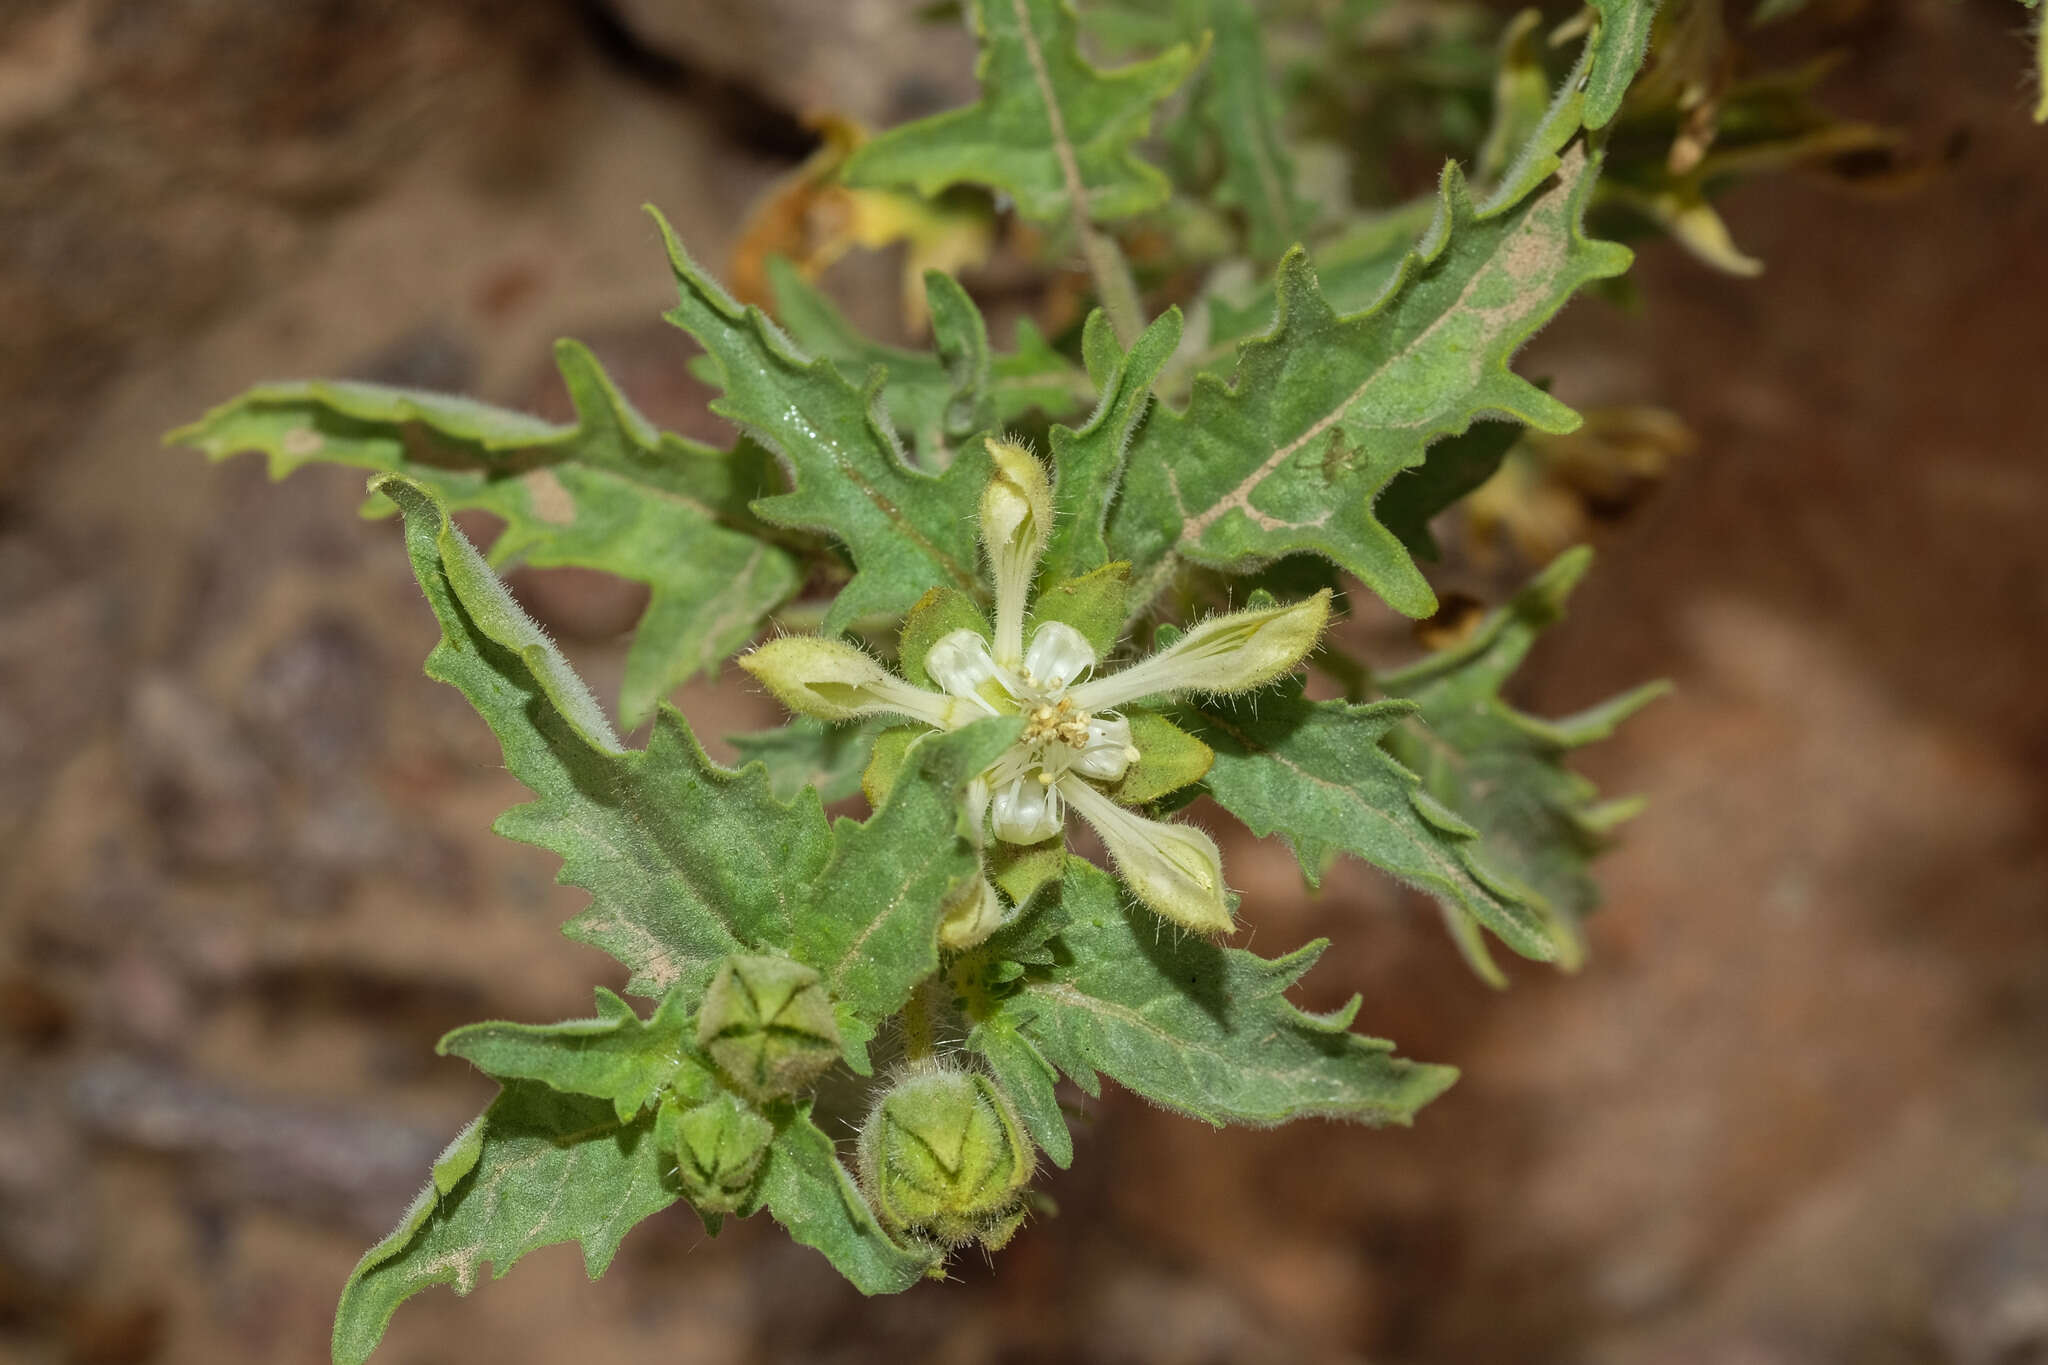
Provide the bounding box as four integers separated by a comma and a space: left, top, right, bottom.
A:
1584, 0, 1661, 130
1040, 309, 1183, 584
792, 719, 1024, 1068
1194, 0, 1315, 261
380, 474, 833, 997
988, 863, 1457, 1126
1179, 676, 1557, 969
727, 716, 883, 804
652, 210, 989, 632
763, 258, 1090, 462
438, 988, 704, 1124
758, 1105, 939, 1291
1377, 547, 1668, 966
333, 1084, 675, 1365
1108, 143, 1632, 617
967, 1019, 1074, 1168
1477, 10, 1552, 186
169, 340, 800, 728
1375, 419, 1525, 561
841, 0, 1201, 226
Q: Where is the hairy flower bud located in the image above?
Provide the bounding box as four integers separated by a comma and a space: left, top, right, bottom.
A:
740, 636, 970, 728
663, 1092, 773, 1217
979, 439, 1053, 668
856, 1064, 1034, 1250
696, 954, 843, 1102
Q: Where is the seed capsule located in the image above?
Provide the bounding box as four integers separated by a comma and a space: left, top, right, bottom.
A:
856, 1064, 1035, 1250
662, 1092, 773, 1217
696, 954, 844, 1102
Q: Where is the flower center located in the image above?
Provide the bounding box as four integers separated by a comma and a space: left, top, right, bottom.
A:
1021, 696, 1094, 750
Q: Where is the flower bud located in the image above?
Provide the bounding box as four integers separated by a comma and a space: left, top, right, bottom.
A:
856, 1065, 1034, 1250
696, 954, 844, 1102
1068, 589, 1333, 713
980, 439, 1053, 668
741, 636, 968, 728
938, 875, 1005, 952
665, 1092, 773, 1216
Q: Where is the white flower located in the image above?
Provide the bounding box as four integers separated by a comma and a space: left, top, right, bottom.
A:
742, 438, 1331, 938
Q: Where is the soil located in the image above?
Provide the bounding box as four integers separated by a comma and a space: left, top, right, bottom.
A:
1, 2, 2043, 1363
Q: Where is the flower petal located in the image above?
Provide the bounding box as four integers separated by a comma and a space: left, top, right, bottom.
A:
1023, 621, 1096, 692
741, 636, 967, 728
990, 774, 1062, 844
980, 439, 1052, 668
1069, 590, 1332, 713
1058, 776, 1233, 934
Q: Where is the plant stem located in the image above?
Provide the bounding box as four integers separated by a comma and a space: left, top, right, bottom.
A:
1080, 225, 1145, 347
901, 980, 936, 1063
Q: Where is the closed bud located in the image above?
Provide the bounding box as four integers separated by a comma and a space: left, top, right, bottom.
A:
696, 954, 843, 1102
665, 1092, 773, 1216
938, 875, 1005, 952
857, 1064, 1034, 1250
740, 636, 967, 729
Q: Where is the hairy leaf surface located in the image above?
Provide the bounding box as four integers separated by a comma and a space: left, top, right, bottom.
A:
1378, 547, 1668, 966
1109, 144, 1631, 616
653, 211, 989, 630
759, 1106, 940, 1290
438, 988, 702, 1124
169, 342, 800, 726
986, 863, 1458, 1125
333, 1084, 674, 1365
842, 0, 1199, 226
381, 475, 833, 997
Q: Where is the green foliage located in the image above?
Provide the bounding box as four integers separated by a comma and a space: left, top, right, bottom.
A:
842, 0, 1201, 226
168, 343, 800, 728
166, 3, 1698, 1355
975, 862, 1459, 1127
1378, 549, 1669, 968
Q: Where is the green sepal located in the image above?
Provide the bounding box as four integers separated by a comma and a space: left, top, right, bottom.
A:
1027, 563, 1131, 659
169, 340, 800, 728
860, 725, 923, 807
841, 0, 1202, 225
758, 1103, 941, 1291
1377, 547, 1669, 967
1178, 674, 1558, 967
898, 587, 992, 689
696, 954, 845, 1102
987, 837, 1067, 907
855, 1065, 1036, 1250
332, 1084, 675, 1365
376, 474, 833, 998
656, 1091, 774, 1232
1105, 710, 1214, 806
437, 987, 704, 1124
1108, 144, 1632, 618
987, 863, 1458, 1126
651, 209, 990, 632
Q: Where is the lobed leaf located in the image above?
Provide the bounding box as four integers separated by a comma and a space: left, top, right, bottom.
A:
333, 1084, 674, 1365
380, 475, 832, 997
762, 258, 1092, 463
438, 987, 704, 1124
169, 340, 799, 727
1193, 0, 1317, 262
984, 862, 1458, 1126
841, 0, 1200, 226
652, 210, 990, 631
1108, 143, 1631, 617
726, 716, 886, 804
1377, 547, 1668, 967
1180, 677, 1556, 977
758, 1105, 940, 1291
1584, 0, 1662, 130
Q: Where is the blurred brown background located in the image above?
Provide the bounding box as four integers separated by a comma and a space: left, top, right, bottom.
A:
2, 1, 2044, 1363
